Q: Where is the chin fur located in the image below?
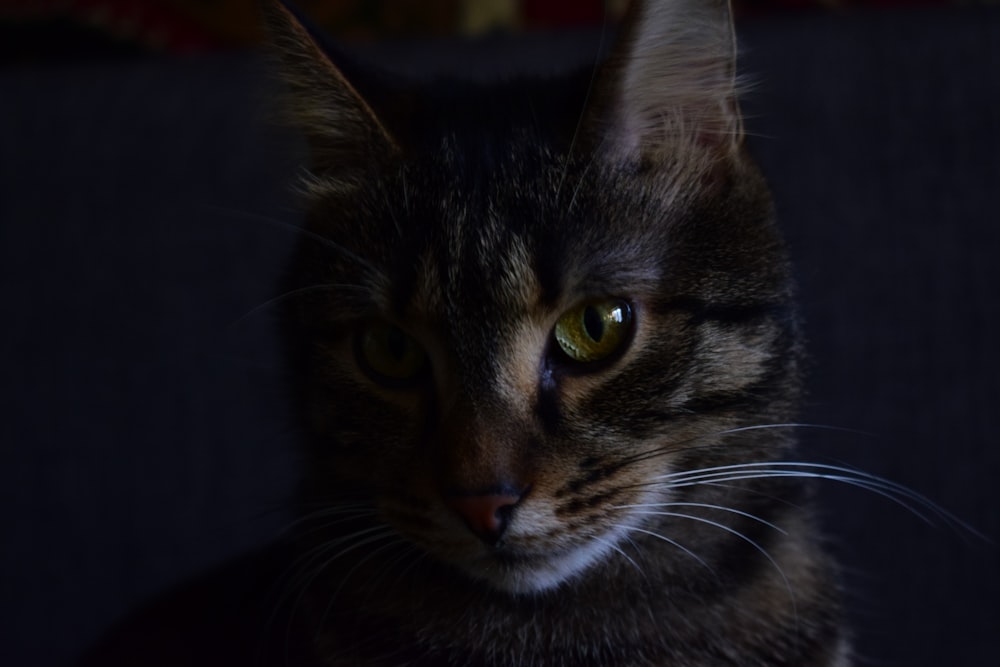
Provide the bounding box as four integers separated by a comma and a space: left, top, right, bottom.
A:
459, 538, 614, 595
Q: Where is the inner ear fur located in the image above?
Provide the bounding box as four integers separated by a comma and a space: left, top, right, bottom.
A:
585, 0, 744, 161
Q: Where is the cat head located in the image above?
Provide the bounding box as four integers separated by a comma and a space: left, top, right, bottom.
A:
264, 0, 798, 595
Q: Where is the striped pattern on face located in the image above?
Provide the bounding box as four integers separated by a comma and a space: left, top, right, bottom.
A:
286, 129, 797, 593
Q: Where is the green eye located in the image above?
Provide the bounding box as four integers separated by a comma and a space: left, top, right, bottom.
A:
553, 298, 633, 364
357, 321, 427, 384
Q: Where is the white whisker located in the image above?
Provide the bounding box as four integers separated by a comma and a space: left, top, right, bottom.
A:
617, 422, 861, 468
613, 501, 787, 535
281, 509, 380, 538
630, 509, 797, 612
229, 283, 369, 327
263, 523, 395, 652
317, 538, 409, 640
591, 533, 645, 579
621, 525, 714, 573
205, 204, 379, 274
648, 461, 984, 538
555, 7, 609, 200
278, 524, 392, 599
360, 543, 423, 606
278, 502, 377, 534
711, 423, 872, 439
283, 528, 398, 643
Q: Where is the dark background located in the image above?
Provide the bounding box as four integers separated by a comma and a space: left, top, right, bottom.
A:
2, 4, 998, 666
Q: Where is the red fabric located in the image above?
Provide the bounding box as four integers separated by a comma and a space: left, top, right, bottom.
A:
4, 0, 219, 52
521, 0, 606, 28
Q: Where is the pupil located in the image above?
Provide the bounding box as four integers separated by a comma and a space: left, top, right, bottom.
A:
583, 306, 604, 342
386, 327, 407, 360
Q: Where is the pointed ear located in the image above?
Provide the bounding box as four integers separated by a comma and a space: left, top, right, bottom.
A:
589, 0, 743, 160
260, 0, 399, 174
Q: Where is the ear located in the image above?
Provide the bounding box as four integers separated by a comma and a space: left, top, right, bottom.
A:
589, 0, 743, 160
260, 0, 400, 174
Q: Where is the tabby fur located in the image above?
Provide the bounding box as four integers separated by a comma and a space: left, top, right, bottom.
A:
266, 0, 848, 664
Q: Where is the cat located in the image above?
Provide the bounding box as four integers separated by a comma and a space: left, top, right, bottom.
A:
265, 0, 850, 665
79, 1, 853, 665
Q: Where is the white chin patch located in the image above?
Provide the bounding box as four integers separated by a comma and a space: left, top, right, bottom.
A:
464, 537, 615, 595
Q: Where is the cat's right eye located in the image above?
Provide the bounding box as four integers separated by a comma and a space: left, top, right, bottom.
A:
356, 321, 428, 386
552, 298, 633, 366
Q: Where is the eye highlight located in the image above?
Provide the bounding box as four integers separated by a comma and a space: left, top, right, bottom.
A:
356, 321, 427, 385
553, 298, 633, 364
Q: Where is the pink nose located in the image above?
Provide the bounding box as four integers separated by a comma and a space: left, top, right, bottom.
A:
446, 492, 523, 545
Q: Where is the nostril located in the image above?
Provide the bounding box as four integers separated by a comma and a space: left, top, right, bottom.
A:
446, 490, 524, 545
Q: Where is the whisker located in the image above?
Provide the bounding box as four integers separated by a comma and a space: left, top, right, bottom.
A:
205, 204, 380, 274
316, 538, 408, 640
399, 169, 411, 231
279, 508, 380, 538
712, 423, 871, 439
613, 501, 787, 535
374, 176, 405, 241
700, 480, 805, 511
282, 528, 398, 647
263, 524, 395, 652
617, 422, 865, 468
680, 472, 940, 529
563, 139, 605, 218
645, 462, 985, 540
276, 525, 391, 603
620, 525, 714, 574
630, 509, 797, 611
229, 283, 369, 328
605, 420, 985, 541
555, 4, 609, 200
591, 533, 645, 579
661, 462, 940, 509
383, 544, 432, 592
360, 542, 423, 607
279, 502, 375, 529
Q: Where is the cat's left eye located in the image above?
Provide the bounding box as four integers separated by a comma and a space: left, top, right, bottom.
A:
553, 298, 633, 365
356, 322, 428, 385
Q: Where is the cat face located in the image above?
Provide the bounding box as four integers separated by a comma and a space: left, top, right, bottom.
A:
268, 0, 798, 595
